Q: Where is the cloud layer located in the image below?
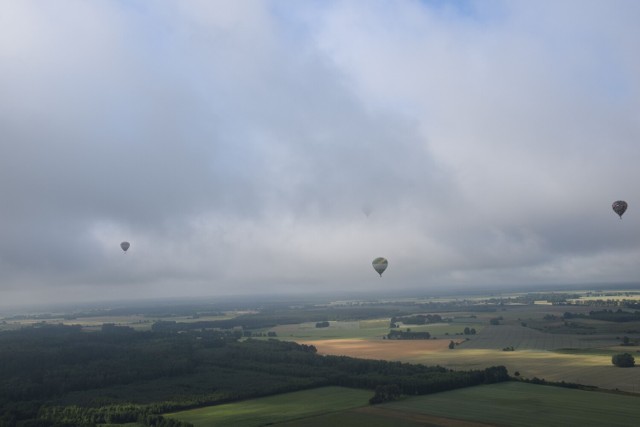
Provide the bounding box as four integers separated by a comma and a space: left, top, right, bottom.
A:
1, 0, 640, 306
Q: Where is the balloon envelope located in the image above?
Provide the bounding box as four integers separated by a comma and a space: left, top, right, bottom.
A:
612, 201, 628, 218
372, 257, 388, 277
120, 241, 130, 252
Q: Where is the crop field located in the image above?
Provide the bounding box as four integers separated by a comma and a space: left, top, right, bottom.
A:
273, 319, 483, 341
299, 336, 640, 392
272, 320, 391, 340
275, 407, 492, 426
458, 324, 619, 350
564, 318, 640, 334
299, 338, 457, 359
164, 302, 640, 396
381, 381, 640, 427
477, 304, 595, 323
285, 301, 640, 393
164, 386, 372, 427
287, 382, 640, 426
165, 382, 640, 427
395, 322, 485, 337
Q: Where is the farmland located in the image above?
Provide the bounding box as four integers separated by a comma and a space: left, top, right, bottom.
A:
4, 288, 640, 425
302, 339, 640, 392
277, 300, 640, 393
165, 382, 640, 427
381, 381, 640, 427
165, 386, 372, 427
0, 324, 509, 426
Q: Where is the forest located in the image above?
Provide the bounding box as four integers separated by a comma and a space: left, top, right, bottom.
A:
0, 322, 509, 426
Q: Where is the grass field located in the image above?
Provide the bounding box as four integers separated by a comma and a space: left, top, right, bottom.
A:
164, 386, 372, 427
271, 320, 390, 340
275, 407, 491, 426
271, 319, 483, 341
165, 382, 640, 427
382, 381, 640, 427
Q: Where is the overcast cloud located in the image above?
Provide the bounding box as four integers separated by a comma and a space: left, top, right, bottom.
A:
1, 0, 640, 306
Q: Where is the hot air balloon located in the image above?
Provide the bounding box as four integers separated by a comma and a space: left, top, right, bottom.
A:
612, 201, 628, 219
120, 241, 130, 253
362, 203, 373, 218
372, 257, 388, 277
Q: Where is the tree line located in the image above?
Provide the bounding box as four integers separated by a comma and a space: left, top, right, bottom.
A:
563, 309, 640, 323
387, 330, 431, 339
390, 314, 444, 327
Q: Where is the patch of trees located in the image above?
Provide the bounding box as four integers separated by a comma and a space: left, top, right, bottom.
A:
619, 336, 635, 346
624, 302, 640, 310
563, 309, 640, 323
369, 384, 401, 404
0, 324, 510, 426
387, 330, 431, 340
415, 303, 496, 313
489, 317, 503, 325
37, 406, 193, 426
315, 321, 330, 328
390, 314, 443, 326
612, 353, 635, 368
463, 327, 476, 335
243, 331, 277, 337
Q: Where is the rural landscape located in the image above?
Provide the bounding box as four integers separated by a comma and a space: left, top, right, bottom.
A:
3, 1, 640, 426
2, 286, 640, 426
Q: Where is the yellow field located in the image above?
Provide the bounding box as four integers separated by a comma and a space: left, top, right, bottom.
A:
299, 338, 640, 393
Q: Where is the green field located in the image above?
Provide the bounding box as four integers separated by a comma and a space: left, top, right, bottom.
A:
383, 381, 640, 427
272, 320, 391, 340
392, 322, 485, 337
275, 409, 430, 427
165, 382, 640, 427
271, 319, 483, 341
164, 386, 372, 427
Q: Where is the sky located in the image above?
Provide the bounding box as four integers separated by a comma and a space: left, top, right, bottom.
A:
1, 0, 640, 307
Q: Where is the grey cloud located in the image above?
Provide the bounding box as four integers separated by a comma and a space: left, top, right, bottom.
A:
1, 1, 640, 306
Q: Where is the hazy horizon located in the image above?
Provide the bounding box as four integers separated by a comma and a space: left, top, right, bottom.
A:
2, 281, 639, 317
